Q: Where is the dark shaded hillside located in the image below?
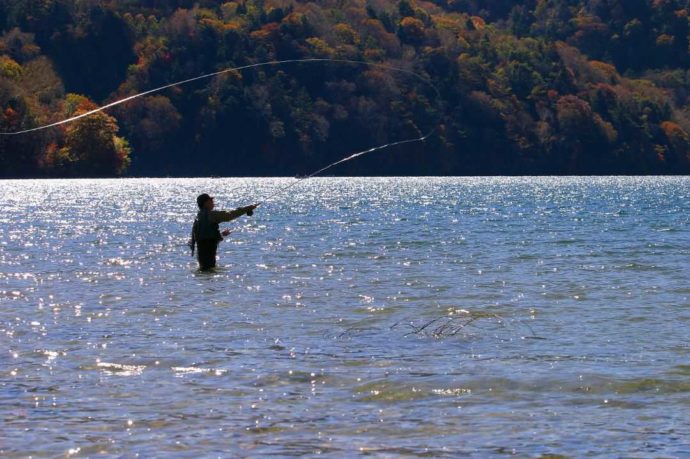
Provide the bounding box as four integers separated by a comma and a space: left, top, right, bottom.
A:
1, 0, 689, 177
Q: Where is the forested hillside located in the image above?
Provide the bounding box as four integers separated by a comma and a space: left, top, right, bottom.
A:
1, 0, 690, 177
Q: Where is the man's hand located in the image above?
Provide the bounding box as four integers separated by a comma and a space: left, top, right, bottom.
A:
245, 203, 258, 216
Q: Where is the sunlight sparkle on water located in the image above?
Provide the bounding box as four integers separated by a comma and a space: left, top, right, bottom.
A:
0, 177, 688, 457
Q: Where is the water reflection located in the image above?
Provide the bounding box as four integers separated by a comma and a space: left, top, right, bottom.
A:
0, 177, 689, 457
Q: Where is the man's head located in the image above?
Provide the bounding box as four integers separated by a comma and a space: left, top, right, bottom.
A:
197, 193, 214, 210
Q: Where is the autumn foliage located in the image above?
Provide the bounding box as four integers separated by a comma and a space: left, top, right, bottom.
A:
0, 0, 689, 176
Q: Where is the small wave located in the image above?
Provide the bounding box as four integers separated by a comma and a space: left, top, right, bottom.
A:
96, 362, 146, 376
171, 366, 227, 376
103, 257, 134, 267
431, 388, 472, 396
35, 349, 66, 361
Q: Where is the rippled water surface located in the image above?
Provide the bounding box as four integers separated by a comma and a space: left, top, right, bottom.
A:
1, 177, 689, 457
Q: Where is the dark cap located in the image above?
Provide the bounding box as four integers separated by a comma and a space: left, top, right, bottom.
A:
196, 193, 213, 209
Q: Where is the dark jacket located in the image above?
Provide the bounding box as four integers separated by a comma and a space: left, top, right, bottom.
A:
189, 207, 251, 255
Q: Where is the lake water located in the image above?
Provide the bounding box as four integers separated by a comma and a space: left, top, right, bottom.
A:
1, 177, 689, 457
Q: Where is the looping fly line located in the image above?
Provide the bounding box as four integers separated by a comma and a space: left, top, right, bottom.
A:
0, 58, 441, 198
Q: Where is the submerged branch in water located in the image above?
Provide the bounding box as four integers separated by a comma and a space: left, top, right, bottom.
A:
336, 310, 544, 341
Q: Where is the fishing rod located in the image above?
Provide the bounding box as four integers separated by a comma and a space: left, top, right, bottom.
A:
239, 128, 434, 216
255, 129, 435, 209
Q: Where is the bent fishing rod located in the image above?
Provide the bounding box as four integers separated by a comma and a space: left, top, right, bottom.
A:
255, 129, 435, 209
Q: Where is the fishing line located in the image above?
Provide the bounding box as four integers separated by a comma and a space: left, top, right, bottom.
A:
1, 58, 442, 200
0, 58, 440, 136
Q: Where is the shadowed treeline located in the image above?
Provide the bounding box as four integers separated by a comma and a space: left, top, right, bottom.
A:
1, 0, 689, 177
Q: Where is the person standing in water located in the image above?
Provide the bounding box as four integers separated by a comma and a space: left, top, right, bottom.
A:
190, 193, 258, 270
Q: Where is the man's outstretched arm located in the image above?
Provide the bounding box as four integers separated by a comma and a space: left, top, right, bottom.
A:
210, 204, 258, 223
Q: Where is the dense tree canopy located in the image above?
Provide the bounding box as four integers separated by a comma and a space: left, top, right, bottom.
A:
1, 0, 689, 176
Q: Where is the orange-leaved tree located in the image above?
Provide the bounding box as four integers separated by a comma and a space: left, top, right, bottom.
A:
58, 94, 131, 177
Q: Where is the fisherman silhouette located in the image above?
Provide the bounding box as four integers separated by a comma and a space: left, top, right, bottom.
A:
189, 194, 257, 270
